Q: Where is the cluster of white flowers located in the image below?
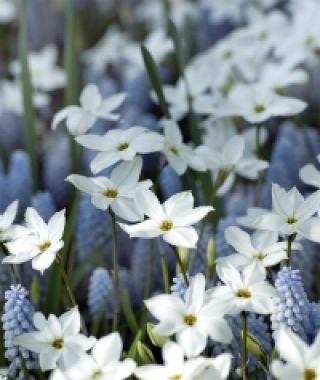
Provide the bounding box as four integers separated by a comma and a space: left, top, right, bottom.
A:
1, 0, 320, 378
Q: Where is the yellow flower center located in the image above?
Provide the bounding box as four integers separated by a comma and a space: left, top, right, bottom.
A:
237, 289, 251, 298
104, 189, 118, 198
170, 146, 179, 155
40, 241, 51, 252
52, 338, 64, 349
257, 253, 266, 261
117, 142, 129, 151
255, 104, 265, 113
160, 221, 173, 231
304, 368, 317, 380
223, 50, 233, 60
287, 217, 297, 225
184, 314, 197, 326
92, 370, 103, 379
171, 375, 182, 380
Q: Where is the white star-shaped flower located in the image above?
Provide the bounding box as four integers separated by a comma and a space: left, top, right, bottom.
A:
76, 126, 164, 174
253, 184, 320, 242
3, 208, 65, 273
52, 84, 126, 136
145, 274, 233, 357
271, 327, 320, 379
67, 157, 151, 222
119, 189, 213, 248
215, 84, 307, 124
210, 263, 278, 315
65, 332, 136, 380
217, 226, 289, 273
15, 307, 95, 372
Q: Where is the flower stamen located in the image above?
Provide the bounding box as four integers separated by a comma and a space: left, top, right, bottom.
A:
104, 189, 118, 198
160, 221, 173, 231
184, 314, 197, 326
304, 368, 316, 380
117, 142, 129, 151
52, 338, 64, 349
237, 289, 251, 298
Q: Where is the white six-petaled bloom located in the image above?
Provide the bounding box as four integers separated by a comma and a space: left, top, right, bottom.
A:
271, 327, 320, 380
15, 307, 95, 372
119, 189, 214, 248
0, 200, 19, 243
161, 119, 207, 175
253, 184, 320, 242
217, 226, 288, 273
2, 208, 65, 273
210, 263, 278, 315
215, 84, 307, 124
135, 341, 205, 380
145, 273, 233, 358
198, 134, 269, 195
75, 126, 164, 174
52, 84, 126, 136
67, 157, 151, 222
65, 332, 136, 380
10, 45, 66, 92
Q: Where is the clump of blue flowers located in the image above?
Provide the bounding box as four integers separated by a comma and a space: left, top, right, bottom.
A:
2, 285, 38, 379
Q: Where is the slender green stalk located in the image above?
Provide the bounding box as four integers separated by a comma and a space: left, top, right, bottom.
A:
286, 233, 296, 265
64, 0, 78, 106
58, 264, 77, 307
173, 246, 189, 286
18, 0, 38, 189
255, 124, 263, 206
159, 239, 170, 293
241, 311, 248, 380
64, 0, 80, 174
109, 209, 121, 331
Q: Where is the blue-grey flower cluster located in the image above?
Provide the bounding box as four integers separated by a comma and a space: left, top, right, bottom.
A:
2, 285, 38, 379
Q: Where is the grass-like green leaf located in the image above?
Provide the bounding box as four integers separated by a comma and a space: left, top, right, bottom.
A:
141, 45, 170, 118
122, 290, 139, 335
18, 0, 38, 189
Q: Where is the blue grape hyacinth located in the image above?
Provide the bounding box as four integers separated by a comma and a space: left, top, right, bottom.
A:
88, 268, 114, 320
2, 285, 38, 379
271, 267, 312, 342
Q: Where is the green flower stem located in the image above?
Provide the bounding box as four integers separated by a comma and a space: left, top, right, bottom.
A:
159, 239, 170, 293
109, 209, 121, 331
58, 263, 77, 308
173, 246, 189, 286
18, 0, 38, 189
241, 311, 248, 380
286, 233, 296, 265
255, 124, 263, 206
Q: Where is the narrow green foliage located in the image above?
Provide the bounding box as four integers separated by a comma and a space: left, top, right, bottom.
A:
18, 0, 38, 189
30, 277, 40, 307
160, 251, 170, 293
146, 323, 168, 348
244, 332, 269, 369
64, 0, 80, 174
45, 196, 78, 315
122, 290, 139, 335
127, 330, 143, 359
207, 238, 216, 280
141, 45, 170, 118
64, 0, 79, 106
136, 342, 155, 365
167, 19, 185, 75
